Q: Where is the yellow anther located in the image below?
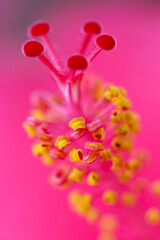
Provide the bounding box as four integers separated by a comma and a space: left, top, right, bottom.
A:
69, 117, 85, 131
130, 122, 140, 133
23, 123, 36, 137
85, 142, 104, 150
31, 109, 44, 120
122, 139, 132, 151
55, 135, 70, 149
150, 180, 160, 197
68, 190, 81, 207
98, 234, 116, 240
111, 137, 123, 151
68, 168, 84, 183
41, 153, 54, 165
123, 111, 137, 125
103, 190, 117, 205
86, 208, 99, 223
112, 96, 131, 110
78, 193, 92, 214
111, 154, 122, 170
69, 191, 92, 215
145, 207, 160, 225
87, 172, 100, 186
104, 86, 119, 100
69, 149, 83, 162
100, 149, 112, 162
86, 151, 99, 163
128, 158, 141, 171
110, 109, 123, 123
115, 124, 130, 136
32, 142, 54, 165
119, 170, 132, 183
32, 142, 50, 156
93, 79, 108, 99
99, 214, 118, 231
121, 192, 136, 207
119, 87, 127, 97
92, 127, 105, 140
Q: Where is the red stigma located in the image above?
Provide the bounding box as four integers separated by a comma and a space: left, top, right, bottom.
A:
67, 55, 88, 70
22, 40, 44, 57
83, 21, 101, 35
96, 34, 116, 50
29, 22, 50, 37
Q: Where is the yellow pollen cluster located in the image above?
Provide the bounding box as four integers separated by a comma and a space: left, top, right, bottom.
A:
99, 214, 118, 232
112, 96, 130, 110
85, 142, 104, 150
31, 109, 45, 120
98, 234, 116, 240
93, 127, 105, 140
112, 137, 131, 151
103, 190, 117, 205
23, 123, 36, 137
111, 154, 122, 170
87, 172, 100, 186
121, 192, 136, 207
119, 170, 132, 183
145, 207, 160, 225
115, 124, 130, 136
69, 149, 83, 162
69, 117, 85, 130
100, 149, 112, 162
110, 110, 123, 123
68, 191, 99, 223
150, 180, 160, 196
68, 168, 84, 183
104, 86, 120, 100
32, 142, 54, 165
55, 135, 70, 149
128, 158, 141, 171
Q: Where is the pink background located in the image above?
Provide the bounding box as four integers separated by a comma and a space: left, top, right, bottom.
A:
1, 1, 160, 239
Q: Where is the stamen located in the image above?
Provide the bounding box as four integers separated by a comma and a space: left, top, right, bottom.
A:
69, 117, 85, 131
36, 125, 53, 142
87, 172, 100, 186
92, 127, 105, 140
102, 190, 117, 205
85, 141, 104, 151
68, 168, 84, 183
84, 150, 99, 163
121, 192, 136, 207
100, 149, 112, 162
145, 207, 160, 225
69, 149, 83, 162
55, 135, 71, 149
86, 119, 103, 133
80, 21, 101, 54
49, 167, 69, 186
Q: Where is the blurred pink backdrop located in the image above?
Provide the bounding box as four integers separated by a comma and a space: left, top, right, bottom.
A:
1, 1, 160, 239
